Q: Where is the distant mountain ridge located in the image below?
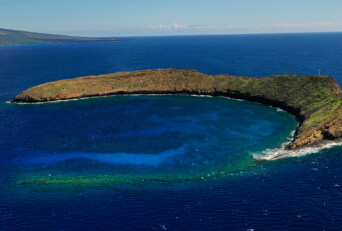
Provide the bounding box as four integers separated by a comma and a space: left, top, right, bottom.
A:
0, 28, 120, 45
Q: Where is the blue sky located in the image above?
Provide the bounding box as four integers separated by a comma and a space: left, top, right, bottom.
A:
1, 0, 342, 36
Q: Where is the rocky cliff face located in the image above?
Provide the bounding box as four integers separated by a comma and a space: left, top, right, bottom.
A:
13, 69, 342, 149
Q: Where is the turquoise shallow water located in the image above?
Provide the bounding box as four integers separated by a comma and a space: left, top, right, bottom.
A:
2, 33, 342, 230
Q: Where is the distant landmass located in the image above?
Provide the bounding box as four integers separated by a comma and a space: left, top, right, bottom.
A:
13, 68, 342, 150
0, 28, 125, 45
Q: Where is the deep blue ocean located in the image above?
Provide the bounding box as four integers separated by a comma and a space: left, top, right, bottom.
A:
1, 33, 342, 230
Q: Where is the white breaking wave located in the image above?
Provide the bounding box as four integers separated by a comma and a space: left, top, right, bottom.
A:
10, 94, 214, 104
9, 97, 92, 104
253, 136, 342, 161
218, 96, 244, 102
276, 108, 285, 112
190, 94, 213, 97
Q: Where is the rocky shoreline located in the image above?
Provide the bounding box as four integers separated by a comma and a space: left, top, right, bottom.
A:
13, 68, 342, 149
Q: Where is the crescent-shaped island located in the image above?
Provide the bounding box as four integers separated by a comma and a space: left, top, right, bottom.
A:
13, 68, 342, 150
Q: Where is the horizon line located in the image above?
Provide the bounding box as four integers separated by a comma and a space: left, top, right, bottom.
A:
2, 27, 342, 38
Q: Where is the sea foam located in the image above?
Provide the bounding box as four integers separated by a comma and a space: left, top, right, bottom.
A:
253, 135, 342, 161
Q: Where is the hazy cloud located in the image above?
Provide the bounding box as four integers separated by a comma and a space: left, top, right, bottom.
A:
147, 23, 188, 30
274, 22, 338, 29
146, 22, 340, 32
48, 22, 342, 37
